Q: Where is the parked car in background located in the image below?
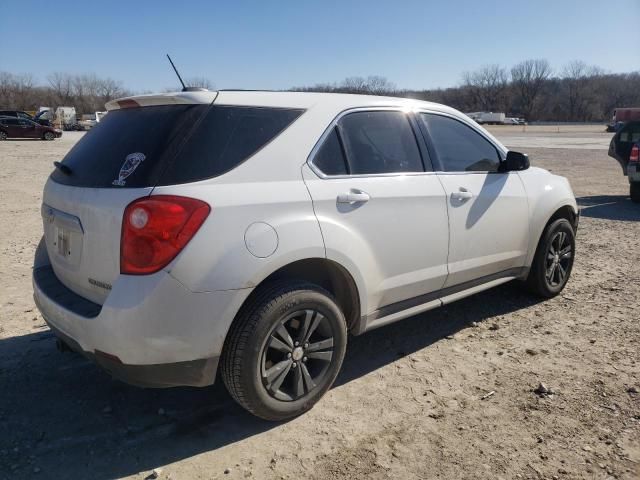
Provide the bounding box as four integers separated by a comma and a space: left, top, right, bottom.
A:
613, 107, 640, 123
0, 116, 62, 140
55, 106, 78, 131
608, 120, 640, 202
467, 112, 506, 125
33, 90, 578, 421
607, 107, 640, 132
0, 110, 52, 126
606, 121, 625, 133
78, 111, 107, 131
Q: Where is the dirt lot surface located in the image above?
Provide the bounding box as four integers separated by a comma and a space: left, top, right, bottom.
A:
0, 126, 638, 479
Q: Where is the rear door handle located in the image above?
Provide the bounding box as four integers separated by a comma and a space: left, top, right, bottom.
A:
337, 189, 370, 204
451, 187, 473, 201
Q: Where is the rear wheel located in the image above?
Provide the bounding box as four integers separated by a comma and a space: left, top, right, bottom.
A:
525, 218, 575, 298
43, 132, 55, 141
0, 131, 7, 140
631, 183, 640, 203
221, 282, 347, 421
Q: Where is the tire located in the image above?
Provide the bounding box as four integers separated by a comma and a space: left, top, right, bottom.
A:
0, 131, 7, 140
525, 218, 575, 298
631, 183, 640, 203
43, 132, 55, 141
221, 281, 347, 421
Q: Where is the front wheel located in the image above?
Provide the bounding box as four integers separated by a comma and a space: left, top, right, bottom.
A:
0, 131, 7, 140
631, 183, 640, 203
221, 282, 347, 421
525, 218, 575, 298
43, 132, 55, 141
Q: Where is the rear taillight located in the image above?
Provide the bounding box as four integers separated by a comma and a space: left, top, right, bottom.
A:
121, 195, 210, 275
630, 144, 639, 164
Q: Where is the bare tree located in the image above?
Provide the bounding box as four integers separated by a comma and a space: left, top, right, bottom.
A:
361, 75, 396, 95
340, 76, 396, 94
561, 61, 604, 121
292, 75, 396, 95
47, 72, 74, 105
462, 64, 509, 111
510, 59, 552, 121
185, 77, 215, 90
598, 72, 640, 121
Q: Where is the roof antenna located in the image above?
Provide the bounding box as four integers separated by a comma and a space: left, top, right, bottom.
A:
166, 54, 187, 91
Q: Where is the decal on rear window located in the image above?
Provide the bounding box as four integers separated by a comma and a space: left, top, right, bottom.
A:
113, 152, 146, 186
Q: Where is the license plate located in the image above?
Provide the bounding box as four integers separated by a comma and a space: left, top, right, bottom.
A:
56, 228, 71, 257
42, 204, 83, 266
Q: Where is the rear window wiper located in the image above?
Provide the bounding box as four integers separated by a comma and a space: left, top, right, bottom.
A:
53, 161, 72, 175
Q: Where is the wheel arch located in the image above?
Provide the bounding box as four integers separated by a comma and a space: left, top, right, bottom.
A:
526, 202, 579, 267
234, 257, 361, 333
546, 204, 578, 228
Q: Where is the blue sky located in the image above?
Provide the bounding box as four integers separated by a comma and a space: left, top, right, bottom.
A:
1, 0, 638, 92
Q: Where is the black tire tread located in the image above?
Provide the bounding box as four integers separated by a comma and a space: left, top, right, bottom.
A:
220, 280, 338, 419
525, 217, 574, 298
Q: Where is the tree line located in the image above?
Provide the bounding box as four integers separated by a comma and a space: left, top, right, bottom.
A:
0, 72, 217, 115
0, 72, 130, 115
293, 60, 640, 122
2, 59, 639, 121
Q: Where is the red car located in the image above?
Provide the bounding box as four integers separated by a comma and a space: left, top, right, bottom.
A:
0, 116, 62, 140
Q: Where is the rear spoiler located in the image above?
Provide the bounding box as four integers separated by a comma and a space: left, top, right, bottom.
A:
105, 90, 218, 111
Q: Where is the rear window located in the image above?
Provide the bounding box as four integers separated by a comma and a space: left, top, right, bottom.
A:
50, 104, 304, 188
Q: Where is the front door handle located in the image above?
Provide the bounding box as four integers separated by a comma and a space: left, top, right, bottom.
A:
451, 187, 473, 201
337, 189, 370, 204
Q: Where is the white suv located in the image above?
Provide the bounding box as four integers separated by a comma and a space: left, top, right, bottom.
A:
33, 90, 578, 420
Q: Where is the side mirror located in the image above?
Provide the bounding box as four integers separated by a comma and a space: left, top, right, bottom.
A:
501, 151, 530, 172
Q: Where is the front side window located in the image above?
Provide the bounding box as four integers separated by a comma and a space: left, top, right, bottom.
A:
338, 111, 423, 175
421, 114, 501, 172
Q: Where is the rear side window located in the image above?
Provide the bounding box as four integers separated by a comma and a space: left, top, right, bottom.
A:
338, 111, 423, 175
421, 114, 501, 172
313, 128, 348, 175
50, 105, 303, 188
159, 106, 302, 185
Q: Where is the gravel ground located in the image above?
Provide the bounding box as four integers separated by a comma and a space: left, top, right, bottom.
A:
0, 127, 638, 480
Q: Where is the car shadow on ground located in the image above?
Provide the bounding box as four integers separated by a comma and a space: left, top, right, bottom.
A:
577, 195, 640, 221
0, 282, 542, 479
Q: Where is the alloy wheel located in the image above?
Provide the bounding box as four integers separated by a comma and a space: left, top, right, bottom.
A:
260, 309, 335, 402
545, 231, 572, 287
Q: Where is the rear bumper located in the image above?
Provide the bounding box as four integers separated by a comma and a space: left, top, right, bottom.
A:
628, 164, 640, 183
48, 320, 218, 388
32, 245, 252, 387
